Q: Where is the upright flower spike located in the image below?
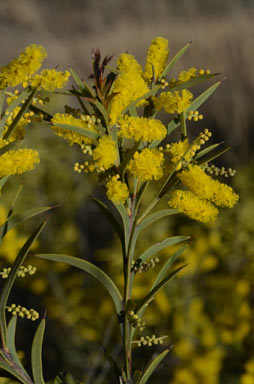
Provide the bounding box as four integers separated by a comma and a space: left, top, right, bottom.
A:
153, 89, 193, 114
143, 37, 169, 82
128, 148, 164, 181
0, 149, 40, 178
117, 115, 167, 142
0, 44, 47, 89
109, 54, 149, 124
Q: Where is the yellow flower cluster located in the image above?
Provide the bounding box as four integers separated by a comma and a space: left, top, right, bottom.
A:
153, 89, 193, 114
166, 138, 199, 169
128, 148, 164, 181
169, 190, 218, 223
118, 115, 167, 142
143, 37, 169, 82
0, 149, 40, 178
92, 136, 118, 170
0, 44, 47, 89
179, 165, 239, 208
109, 54, 149, 124
177, 67, 197, 83
7, 304, 39, 321
29, 69, 70, 91
240, 360, 254, 384
51, 113, 98, 146
106, 175, 129, 205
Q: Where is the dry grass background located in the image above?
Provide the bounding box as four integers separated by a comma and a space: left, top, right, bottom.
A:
0, 0, 253, 164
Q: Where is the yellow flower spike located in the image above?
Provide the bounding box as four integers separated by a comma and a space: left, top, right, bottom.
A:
117, 115, 167, 142
30, 69, 70, 91
153, 89, 193, 114
178, 67, 197, 83
0, 149, 40, 178
0, 44, 47, 89
128, 148, 164, 181
51, 113, 98, 146
143, 37, 169, 82
168, 190, 218, 223
106, 176, 129, 205
178, 164, 239, 208
92, 136, 118, 170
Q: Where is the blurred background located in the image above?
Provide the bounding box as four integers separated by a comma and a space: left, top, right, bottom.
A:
0, 1, 253, 384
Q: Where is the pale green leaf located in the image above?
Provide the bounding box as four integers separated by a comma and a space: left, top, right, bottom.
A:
31, 319, 46, 384
195, 143, 223, 160
36, 254, 123, 314
69, 68, 96, 98
138, 236, 190, 265
0, 220, 47, 348
159, 42, 191, 80
187, 81, 221, 112
138, 349, 169, 384
170, 74, 215, 92
51, 122, 99, 140
136, 209, 178, 237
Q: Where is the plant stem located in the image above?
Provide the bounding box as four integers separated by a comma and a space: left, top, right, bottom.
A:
180, 111, 187, 140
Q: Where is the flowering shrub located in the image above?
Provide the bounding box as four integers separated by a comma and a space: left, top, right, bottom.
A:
0, 37, 241, 384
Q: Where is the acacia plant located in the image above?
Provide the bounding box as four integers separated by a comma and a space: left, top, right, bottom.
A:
0, 38, 238, 383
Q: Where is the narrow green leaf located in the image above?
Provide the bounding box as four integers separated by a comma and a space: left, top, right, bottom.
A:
0, 220, 47, 347
0, 206, 55, 244
103, 347, 122, 382
31, 319, 46, 384
151, 245, 188, 289
6, 316, 30, 379
138, 349, 169, 384
51, 122, 99, 140
36, 254, 123, 314
0, 357, 30, 384
187, 81, 221, 112
0, 90, 5, 116
128, 104, 138, 117
0, 140, 17, 156
195, 142, 223, 160
91, 197, 124, 248
159, 41, 191, 80
138, 236, 190, 265
0, 89, 30, 136
94, 100, 109, 126
136, 264, 187, 314
104, 65, 119, 75
198, 146, 231, 165
114, 205, 130, 253
119, 141, 141, 179
136, 209, 178, 237
167, 119, 179, 136
0, 176, 9, 191
69, 68, 96, 98
3, 87, 38, 140
170, 74, 215, 92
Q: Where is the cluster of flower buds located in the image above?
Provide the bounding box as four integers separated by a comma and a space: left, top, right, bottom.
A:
187, 110, 203, 121
0, 265, 37, 279
131, 257, 159, 273
127, 311, 145, 331
64, 105, 81, 117
32, 95, 50, 106
204, 164, 236, 177
132, 335, 168, 347
198, 68, 211, 75
7, 304, 39, 321
196, 128, 212, 146
160, 78, 169, 89
80, 114, 101, 127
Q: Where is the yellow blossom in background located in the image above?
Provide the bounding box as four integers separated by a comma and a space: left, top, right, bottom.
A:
153, 89, 193, 114
0, 44, 47, 89
143, 37, 169, 82
106, 176, 129, 204
241, 360, 254, 384
29, 69, 70, 91
169, 190, 218, 223
179, 164, 239, 207
92, 136, 117, 170
0, 149, 40, 178
118, 115, 167, 142
51, 113, 98, 146
128, 148, 164, 181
